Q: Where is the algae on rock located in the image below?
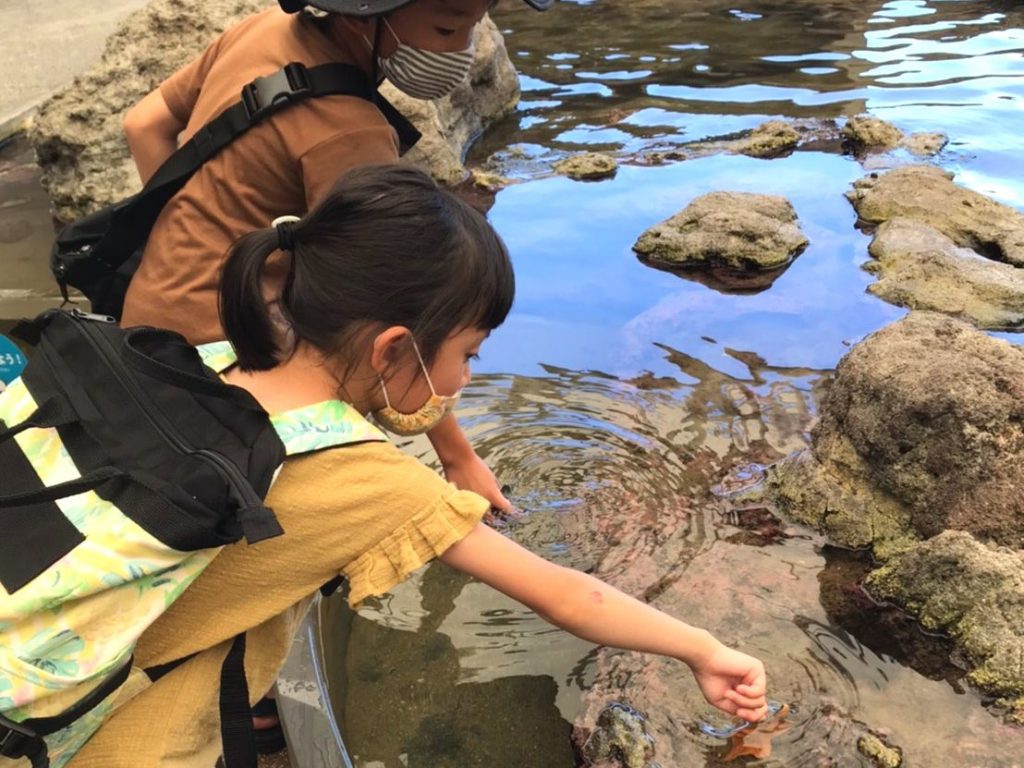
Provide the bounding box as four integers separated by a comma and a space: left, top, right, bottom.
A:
866, 531, 1024, 719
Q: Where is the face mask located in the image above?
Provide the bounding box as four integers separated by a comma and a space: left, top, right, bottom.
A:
367, 18, 474, 100
372, 340, 461, 436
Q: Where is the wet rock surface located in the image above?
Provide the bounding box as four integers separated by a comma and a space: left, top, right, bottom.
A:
769, 312, 1024, 553
864, 218, 1024, 330
847, 165, 1024, 267
865, 531, 1024, 722
553, 152, 619, 181
633, 191, 808, 273
29, 0, 518, 221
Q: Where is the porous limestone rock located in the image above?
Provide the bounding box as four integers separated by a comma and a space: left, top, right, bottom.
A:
865, 530, 1024, 721
847, 165, 1024, 267
857, 734, 903, 768
767, 312, 1024, 554
633, 191, 808, 272
553, 152, 618, 181
30, 0, 518, 221
842, 115, 947, 157
731, 119, 801, 158
863, 218, 1024, 330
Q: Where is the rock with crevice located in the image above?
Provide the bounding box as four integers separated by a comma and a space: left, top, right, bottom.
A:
767, 311, 1024, 554
633, 191, 808, 272
30, 0, 518, 222
553, 152, 618, 181
865, 530, 1024, 721
847, 165, 1024, 266
863, 218, 1024, 330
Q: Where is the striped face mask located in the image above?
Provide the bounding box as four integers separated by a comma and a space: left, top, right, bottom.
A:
371, 18, 474, 100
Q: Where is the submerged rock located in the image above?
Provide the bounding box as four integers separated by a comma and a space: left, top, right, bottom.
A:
553, 152, 618, 181
842, 115, 947, 157
633, 191, 808, 272
30, 0, 518, 221
847, 165, 1024, 267
864, 218, 1024, 330
865, 531, 1024, 720
575, 702, 656, 768
857, 733, 903, 768
768, 312, 1024, 554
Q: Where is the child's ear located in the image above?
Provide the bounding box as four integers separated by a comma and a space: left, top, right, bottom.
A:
370, 326, 412, 375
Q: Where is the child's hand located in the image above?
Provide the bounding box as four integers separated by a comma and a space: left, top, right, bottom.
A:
691, 644, 768, 723
443, 452, 511, 511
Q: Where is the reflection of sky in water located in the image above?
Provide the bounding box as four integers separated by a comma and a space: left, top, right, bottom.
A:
475, 0, 1024, 380
483, 153, 904, 380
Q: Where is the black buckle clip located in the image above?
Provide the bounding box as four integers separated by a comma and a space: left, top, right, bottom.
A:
241, 62, 312, 122
0, 718, 40, 759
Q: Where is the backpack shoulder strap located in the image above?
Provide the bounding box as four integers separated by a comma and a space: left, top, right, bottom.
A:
95, 62, 420, 266
197, 342, 388, 456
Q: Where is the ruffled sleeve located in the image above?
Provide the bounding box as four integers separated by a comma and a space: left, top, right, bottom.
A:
342, 490, 488, 608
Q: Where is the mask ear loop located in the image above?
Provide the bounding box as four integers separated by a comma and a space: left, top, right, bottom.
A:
377, 337, 437, 409
410, 339, 439, 396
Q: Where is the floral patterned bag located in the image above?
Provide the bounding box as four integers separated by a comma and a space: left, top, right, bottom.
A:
0, 310, 385, 767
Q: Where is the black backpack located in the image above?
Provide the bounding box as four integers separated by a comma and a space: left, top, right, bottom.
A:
0, 308, 285, 768
51, 62, 420, 318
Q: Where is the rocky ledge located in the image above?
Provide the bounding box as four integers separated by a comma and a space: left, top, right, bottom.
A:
29, 0, 518, 222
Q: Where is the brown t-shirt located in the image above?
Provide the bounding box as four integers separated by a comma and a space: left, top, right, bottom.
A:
121, 9, 401, 344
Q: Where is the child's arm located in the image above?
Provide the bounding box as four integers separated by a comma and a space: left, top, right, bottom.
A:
123, 89, 186, 185
428, 413, 511, 510
440, 522, 769, 722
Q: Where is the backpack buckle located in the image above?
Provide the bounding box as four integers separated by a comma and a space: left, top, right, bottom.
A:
241, 63, 312, 122
0, 717, 42, 760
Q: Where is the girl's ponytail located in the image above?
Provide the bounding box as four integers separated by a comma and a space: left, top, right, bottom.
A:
219, 227, 286, 371
217, 165, 513, 376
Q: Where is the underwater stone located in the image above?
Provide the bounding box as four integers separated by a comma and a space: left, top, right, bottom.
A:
847, 165, 1024, 267
864, 218, 1024, 330
857, 733, 903, 768
865, 530, 1024, 717
633, 191, 808, 272
579, 702, 656, 768
768, 311, 1024, 551
30, 0, 518, 221
901, 131, 947, 157
552, 152, 618, 181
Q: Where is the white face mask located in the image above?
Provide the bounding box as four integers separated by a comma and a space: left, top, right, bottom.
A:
372, 340, 461, 436
366, 18, 474, 100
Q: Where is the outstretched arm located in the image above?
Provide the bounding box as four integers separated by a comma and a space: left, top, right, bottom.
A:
123, 89, 186, 185
440, 522, 768, 721
428, 413, 511, 511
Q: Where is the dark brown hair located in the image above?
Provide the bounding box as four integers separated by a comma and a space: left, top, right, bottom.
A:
219, 164, 514, 371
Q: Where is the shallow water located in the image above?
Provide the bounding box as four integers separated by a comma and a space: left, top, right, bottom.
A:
1, 0, 1023, 765
323, 1, 1024, 766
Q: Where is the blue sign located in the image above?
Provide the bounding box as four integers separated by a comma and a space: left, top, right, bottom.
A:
0, 334, 27, 386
